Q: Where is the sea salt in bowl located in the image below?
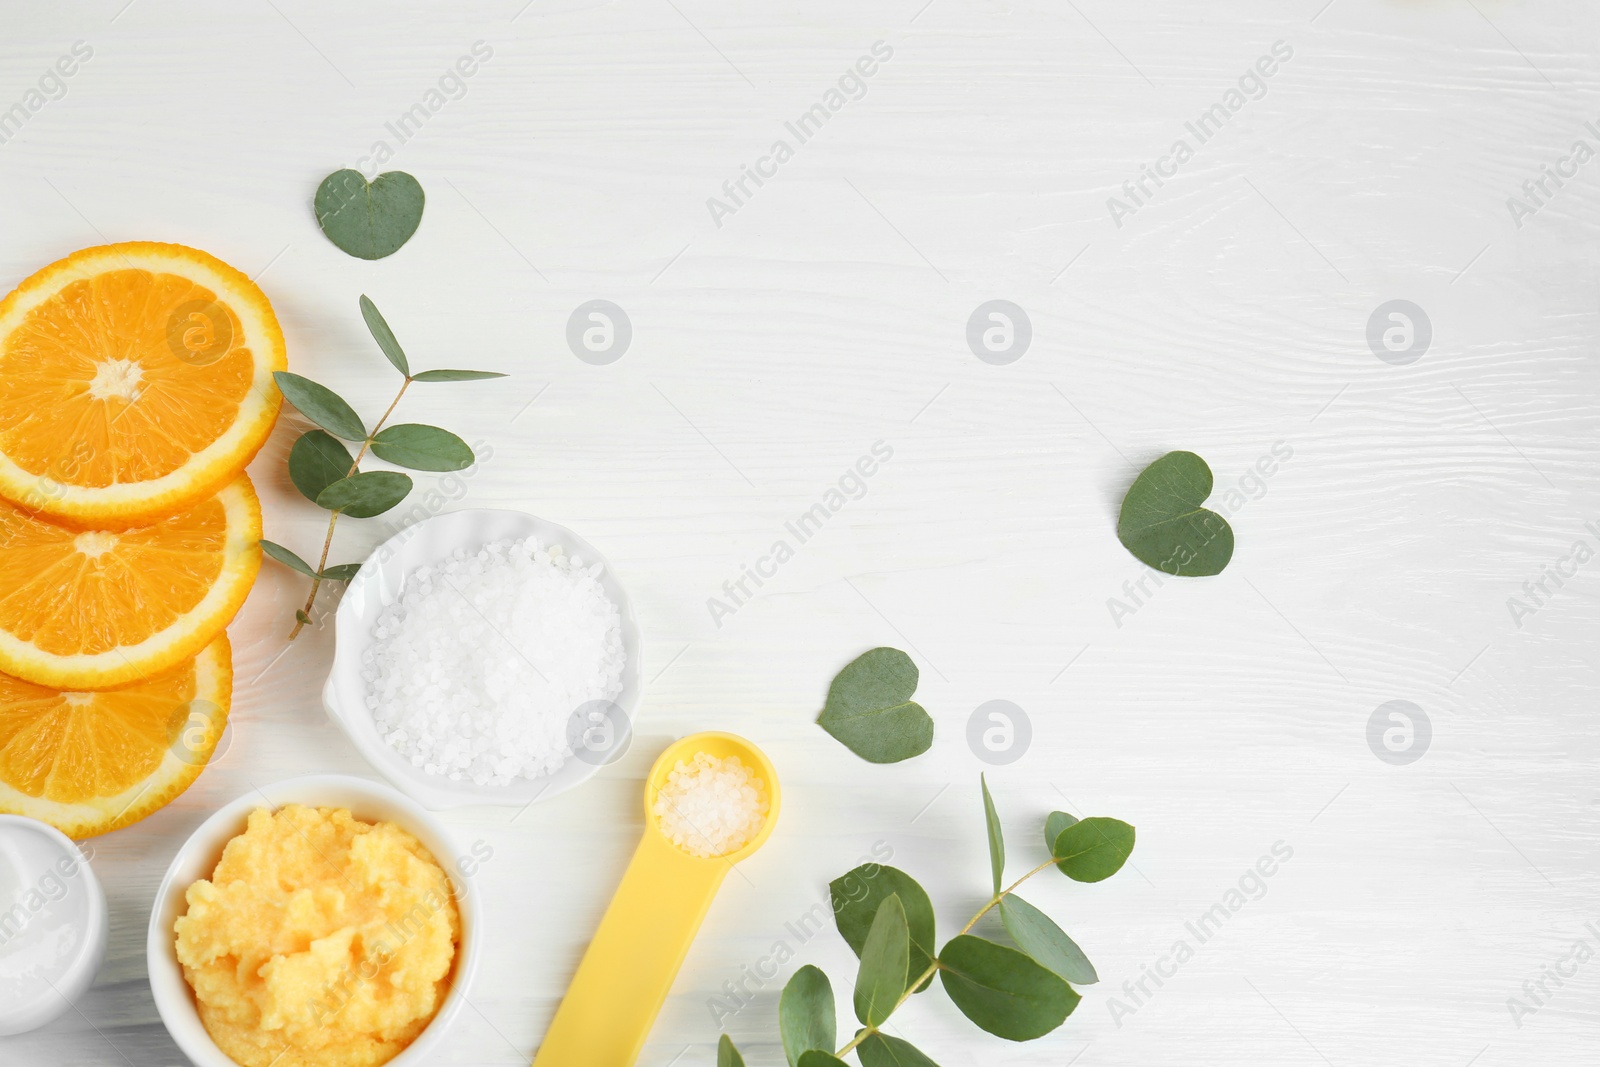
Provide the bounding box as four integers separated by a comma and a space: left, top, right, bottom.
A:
147, 774, 482, 1067
324, 509, 643, 810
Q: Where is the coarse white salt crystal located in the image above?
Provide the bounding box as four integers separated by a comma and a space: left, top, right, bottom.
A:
653, 753, 769, 858
361, 534, 626, 786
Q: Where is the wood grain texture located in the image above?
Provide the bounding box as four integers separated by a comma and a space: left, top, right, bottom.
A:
2, 1, 1597, 1065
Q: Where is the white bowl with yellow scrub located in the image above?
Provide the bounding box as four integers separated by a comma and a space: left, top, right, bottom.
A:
147, 774, 483, 1067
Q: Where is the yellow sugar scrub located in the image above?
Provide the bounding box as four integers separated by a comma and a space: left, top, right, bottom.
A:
174, 805, 460, 1067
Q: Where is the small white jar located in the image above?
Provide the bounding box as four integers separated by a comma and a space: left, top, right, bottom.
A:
0, 815, 107, 1036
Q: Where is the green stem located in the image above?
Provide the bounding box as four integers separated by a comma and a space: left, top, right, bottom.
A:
958, 858, 1058, 935
286, 377, 411, 639
831, 857, 1060, 1059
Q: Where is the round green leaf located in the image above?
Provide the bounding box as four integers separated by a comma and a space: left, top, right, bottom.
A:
780, 965, 836, 1067
288, 430, 354, 504
981, 774, 1005, 894
369, 424, 474, 471
830, 865, 936, 994
1051, 817, 1136, 882
273, 371, 366, 441
998, 895, 1098, 985
316, 471, 412, 517
411, 368, 507, 382
717, 1034, 745, 1067
857, 1033, 941, 1067
1116, 450, 1234, 576
1044, 811, 1079, 854
259, 539, 317, 577
359, 295, 409, 376
816, 647, 933, 763
937, 935, 1079, 1041
314, 169, 425, 261
319, 562, 364, 582
854, 893, 909, 1027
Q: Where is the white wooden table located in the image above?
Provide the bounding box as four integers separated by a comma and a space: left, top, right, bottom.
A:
2, 2, 1596, 1064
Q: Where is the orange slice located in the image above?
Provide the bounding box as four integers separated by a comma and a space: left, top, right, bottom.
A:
0, 242, 285, 526
0, 474, 260, 689
0, 635, 231, 838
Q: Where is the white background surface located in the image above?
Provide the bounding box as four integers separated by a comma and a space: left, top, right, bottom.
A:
2, 1, 1598, 1065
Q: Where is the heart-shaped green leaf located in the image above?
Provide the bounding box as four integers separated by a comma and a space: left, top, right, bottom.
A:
360, 295, 409, 376
314, 169, 425, 260
1116, 450, 1233, 576
717, 1034, 745, 1067
288, 430, 354, 504
938, 935, 1079, 1041
857, 1033, 941, 1067
1051, 817, 1136, 883
780, 965, 836, 1067
830, 865, 936, 994
998, 895, 1098, 985
816, 647, 933, 763
259, 539, 317, 577
316, 470, 412, 517
274, 372, 366, 442
981, 774, 1005, 894
369, 424, 474, 471
854, 893, 909, 1027
319, 562, 364, 582
411, 368, 507, 382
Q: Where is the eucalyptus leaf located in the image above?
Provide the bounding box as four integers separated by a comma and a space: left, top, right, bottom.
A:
998, 895, 1098, 985
981, 774, 1005, 894
816, 647, 933, 763
1051, 817, 1136, 883
937, 935, 1078, 1041
830, 865, 936, 994
1116, 450, 1234, 576
717, 1034, 744, 1067
1044, 811, 1079, 854
360, 295, 409, 376
779, 965, 836, 1067
854, 893, 909, 1027
259, 539, 317, 578
288, 430, 354, 504
273, 371, 366, 442
797, 1053, 849, 1067
411, 368, 507, 382
316, 471, 413, 517
857, 1033, 941, 1067
319, 562, 364, 582
369, 424, 474, 471
314, 169, 425, 260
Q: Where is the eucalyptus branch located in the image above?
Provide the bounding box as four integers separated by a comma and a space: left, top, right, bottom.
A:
831, 856, 1061, 1058
286, 376, 411, 639
260, 296, 505, 641
733, 762, 1136, 1067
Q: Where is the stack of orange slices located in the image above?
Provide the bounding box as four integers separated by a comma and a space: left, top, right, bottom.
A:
0, 243, 285, 837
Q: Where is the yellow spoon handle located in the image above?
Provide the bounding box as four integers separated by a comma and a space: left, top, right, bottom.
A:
533, 830, 728, 1067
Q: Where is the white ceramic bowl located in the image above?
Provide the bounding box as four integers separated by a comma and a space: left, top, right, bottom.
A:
0, 816, 106, 1036
324, 508, 643, 810
147, 774, 482, 1067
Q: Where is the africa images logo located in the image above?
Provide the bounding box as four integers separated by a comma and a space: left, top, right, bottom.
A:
706, 41, 895, 228
1105, 40, 1294, 229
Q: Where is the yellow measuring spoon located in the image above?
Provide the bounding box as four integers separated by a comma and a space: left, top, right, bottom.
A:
533, 731, 780, 1067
